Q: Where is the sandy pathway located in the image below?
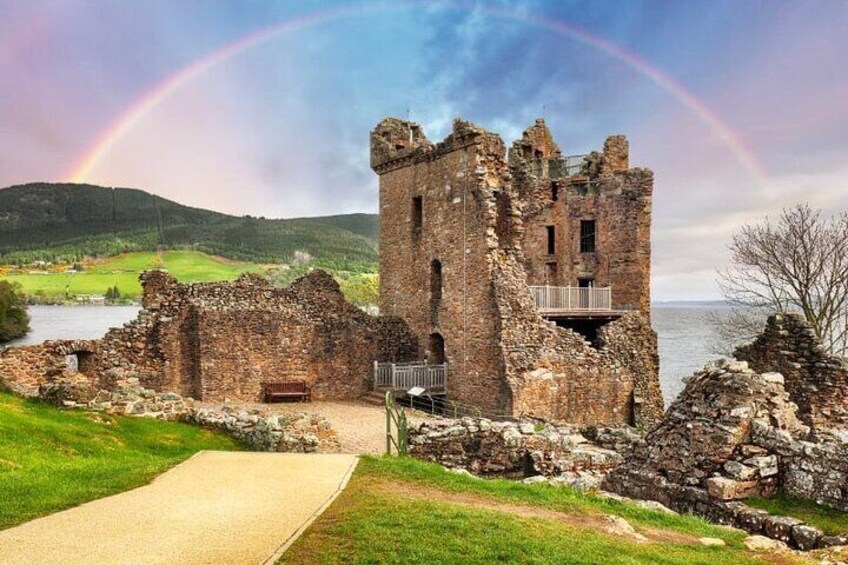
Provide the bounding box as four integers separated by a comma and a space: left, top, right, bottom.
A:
200, 399, 436, 454
0, 451, 358, 565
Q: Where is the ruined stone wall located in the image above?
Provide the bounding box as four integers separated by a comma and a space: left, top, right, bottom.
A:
604, 359, 848, 548
509, 121, 651, 315
0, 340, 97, 396
372, 117, 664, 426
736, 313, 848, 432
408, 417, 629, 480
492, 250, 662, 425
0, 270, 418, 403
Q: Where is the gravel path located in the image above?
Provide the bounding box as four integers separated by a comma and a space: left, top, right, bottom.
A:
271, 400, 434, 455
0, 451, 358, 565
200, 399, 435, 455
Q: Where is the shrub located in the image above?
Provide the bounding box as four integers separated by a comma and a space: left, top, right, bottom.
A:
0, 281, 29, 342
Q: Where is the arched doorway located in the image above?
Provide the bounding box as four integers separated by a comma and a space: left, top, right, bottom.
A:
429, 333, 445, 365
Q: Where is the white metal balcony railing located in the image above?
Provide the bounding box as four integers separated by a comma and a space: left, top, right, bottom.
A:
374, 361, 447, 392
529, 285, 612, 313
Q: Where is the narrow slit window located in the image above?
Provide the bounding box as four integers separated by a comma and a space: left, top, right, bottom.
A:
430, 259, 443, 300
412, 196, 423, 235
551, 181, 558, 202
580, 220, 596, 253
546, 225, 555, 255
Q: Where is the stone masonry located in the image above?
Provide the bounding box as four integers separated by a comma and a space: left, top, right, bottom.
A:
510, 120, 652, 313
37, 374, 340, 453
604, 359, 848, 549
736, 312, 848, 433
0, 270, 418, 403
371, 117, 663, 426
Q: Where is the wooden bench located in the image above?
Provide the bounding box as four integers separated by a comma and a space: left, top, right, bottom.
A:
262, 381, 312, 403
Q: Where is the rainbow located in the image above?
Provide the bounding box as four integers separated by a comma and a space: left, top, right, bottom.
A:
65, 1, 768, 185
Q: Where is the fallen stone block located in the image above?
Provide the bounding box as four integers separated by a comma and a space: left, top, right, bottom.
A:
705, 477, 760, 501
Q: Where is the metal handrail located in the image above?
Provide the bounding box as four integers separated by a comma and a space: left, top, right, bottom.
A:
529, 285, 612, 312
374, 361, 448, 391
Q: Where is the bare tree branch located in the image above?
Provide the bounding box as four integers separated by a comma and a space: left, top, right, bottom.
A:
712, 203, 848, 357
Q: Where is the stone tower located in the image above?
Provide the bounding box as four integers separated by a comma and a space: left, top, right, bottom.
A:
371, 117, 664, 426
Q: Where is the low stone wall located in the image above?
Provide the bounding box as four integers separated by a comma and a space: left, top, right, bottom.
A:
603, 359, 848, 549
39, 375, 340, 453
0, 340, 97, 396
781, 438, 848, 509
408, 418, 636, 487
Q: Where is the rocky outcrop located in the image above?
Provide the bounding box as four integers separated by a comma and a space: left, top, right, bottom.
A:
603, 359, 848, 549
38, 375, 339, 453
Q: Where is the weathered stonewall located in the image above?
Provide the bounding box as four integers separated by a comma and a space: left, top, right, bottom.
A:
604, 359, 848, 549
408, 417, 637, 484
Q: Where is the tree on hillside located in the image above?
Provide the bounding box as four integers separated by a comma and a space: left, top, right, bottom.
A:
715, 204, 848, 356
0, 281, 29, 342
105, 286, 121, 302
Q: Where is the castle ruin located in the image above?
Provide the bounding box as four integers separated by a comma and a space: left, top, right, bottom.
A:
371, 117, 663, 425
0, 116, 665, 428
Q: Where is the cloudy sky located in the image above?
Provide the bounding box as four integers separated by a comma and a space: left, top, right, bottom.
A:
1, 0, 846, 299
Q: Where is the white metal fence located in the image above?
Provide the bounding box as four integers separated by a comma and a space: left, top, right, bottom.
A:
374, 361, 447, 392
529, 285, 612, 312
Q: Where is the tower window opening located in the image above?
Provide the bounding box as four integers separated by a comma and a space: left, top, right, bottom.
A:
580, 220, 596, 253
430, 259, 443, 300
412, 196, 423, 236
546, 225, 555, 255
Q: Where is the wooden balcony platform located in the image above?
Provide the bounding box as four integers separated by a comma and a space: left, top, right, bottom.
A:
540, 309, 627, 321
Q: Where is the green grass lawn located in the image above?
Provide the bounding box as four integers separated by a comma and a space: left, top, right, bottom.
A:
3, 250, 265, 300
281, 457, 780, 565
0, 390, 241, 530
747, 494, 848, 537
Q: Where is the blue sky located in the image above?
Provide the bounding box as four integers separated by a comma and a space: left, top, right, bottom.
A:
1, 0, 846, 299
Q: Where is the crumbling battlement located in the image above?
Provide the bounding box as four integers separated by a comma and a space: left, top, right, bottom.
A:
508, 119, 652, 314
372, 116, 663, 426
736, 313, 848, 433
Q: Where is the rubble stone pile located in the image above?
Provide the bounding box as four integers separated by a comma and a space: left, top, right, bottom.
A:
603, 359, 848, 549
38, 374, 339, 453
409, 417, 638, 489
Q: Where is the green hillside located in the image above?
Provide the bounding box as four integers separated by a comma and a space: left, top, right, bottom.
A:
3, 250, 266, 300
0, 183, 379, 267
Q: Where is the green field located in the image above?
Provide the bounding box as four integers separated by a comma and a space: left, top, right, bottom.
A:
0, 390, 241, 530
2, 250, 266, 301
281, 457, 777, 565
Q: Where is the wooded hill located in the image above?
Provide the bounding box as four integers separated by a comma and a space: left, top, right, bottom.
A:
0, 183, 378, 267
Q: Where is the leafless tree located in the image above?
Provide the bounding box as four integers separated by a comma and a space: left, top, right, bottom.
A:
715, 204, 848, 357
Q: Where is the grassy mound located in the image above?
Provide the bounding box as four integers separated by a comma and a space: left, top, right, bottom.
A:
0, 391, 240, 530
280, 456, 777, 565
